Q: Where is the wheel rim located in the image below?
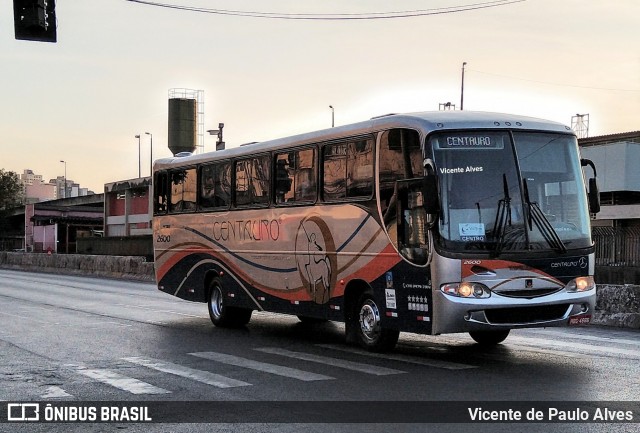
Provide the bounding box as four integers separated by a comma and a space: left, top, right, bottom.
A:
209, 286, 223, 319
358, 299, 381, 343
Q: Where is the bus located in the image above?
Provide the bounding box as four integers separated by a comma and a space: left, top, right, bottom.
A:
152, 111, 600, 352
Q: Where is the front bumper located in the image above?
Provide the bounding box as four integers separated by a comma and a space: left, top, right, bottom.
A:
432, 288, 596, 334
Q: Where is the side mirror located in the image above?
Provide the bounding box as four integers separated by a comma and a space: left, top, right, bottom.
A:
423, 174, 440, 215
588, 177, 600, 214
581, 159, 600, 215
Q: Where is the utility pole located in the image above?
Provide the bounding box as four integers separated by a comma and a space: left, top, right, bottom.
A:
59, 160, 66, 198
460, 62, 467, 111
135, 134, 141, 178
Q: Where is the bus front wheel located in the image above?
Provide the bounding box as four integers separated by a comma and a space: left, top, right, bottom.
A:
353, 292, 399, 352
469, 330, 510, 345
207, 281, 252, 328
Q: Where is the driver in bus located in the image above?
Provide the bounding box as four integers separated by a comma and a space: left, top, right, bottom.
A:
275, 159, 292, 203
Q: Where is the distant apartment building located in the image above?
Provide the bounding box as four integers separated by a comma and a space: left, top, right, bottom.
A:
20, 169, 57, 203
49, 176, 92, 200
18, 169, 95, 204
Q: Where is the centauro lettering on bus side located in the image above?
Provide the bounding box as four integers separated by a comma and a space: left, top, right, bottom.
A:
153, 111, 600, 352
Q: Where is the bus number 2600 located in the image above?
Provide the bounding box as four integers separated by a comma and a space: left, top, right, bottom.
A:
157, 234, 171, 243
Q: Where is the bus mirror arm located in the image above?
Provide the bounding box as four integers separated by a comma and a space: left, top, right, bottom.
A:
581, 158, 597, 177
581, 159, 600, 214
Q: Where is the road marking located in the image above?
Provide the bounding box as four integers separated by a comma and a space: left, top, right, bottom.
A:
122, 356, 251, 388
41, 386, 73, 399
255, 347, 405, 376
189, 351, 334, 381
507, 336, 640, 359
525, 331, 640, 347
73, 367, 171, 395
316, 344, 477, 370
113, 304, 205, 318
426, 335, 600, 361
0, 311, 51, 323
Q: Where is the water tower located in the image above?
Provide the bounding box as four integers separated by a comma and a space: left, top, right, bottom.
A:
168, 88, 204, 155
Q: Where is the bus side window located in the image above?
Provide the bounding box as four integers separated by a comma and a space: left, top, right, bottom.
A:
379, 129, 421, 215
252, 155, 270, 206
199, 162, 231, 210
216, 162, 231, 208
346, 138, 373, 198
200, 165, 216, 209
295, 148, 317, 202
275, 147, 316, 205
275, 157, 292, 204
170, 168, 196, 213
154, 171, 168, 214
378, 129, 421, 249
235, 156, 270, 207
323, 143, 347, 200
323, 139, 373, 202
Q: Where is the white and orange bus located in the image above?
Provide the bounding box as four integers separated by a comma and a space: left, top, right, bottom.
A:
152, 111, 600, 351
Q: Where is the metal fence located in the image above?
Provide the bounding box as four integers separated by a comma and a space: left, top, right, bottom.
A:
592, 226, 640, 267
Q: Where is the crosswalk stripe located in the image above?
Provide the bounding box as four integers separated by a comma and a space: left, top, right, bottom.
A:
316, 344, 477, 370
73, 367, 171, 395
40, 386, 73, 399
189, 351, 334, 381
122, 356, 251, 388
255, 347, 405, 376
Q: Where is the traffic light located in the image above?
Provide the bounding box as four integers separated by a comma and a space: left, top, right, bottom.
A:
13, 0, 57, 43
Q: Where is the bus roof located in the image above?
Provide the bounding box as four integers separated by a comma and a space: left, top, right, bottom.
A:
154, 111, 574, 170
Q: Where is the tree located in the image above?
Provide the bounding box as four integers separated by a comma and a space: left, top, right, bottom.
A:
0, 169, 22, 210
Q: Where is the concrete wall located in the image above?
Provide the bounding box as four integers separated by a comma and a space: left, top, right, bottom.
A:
0, 252, 637, 330
594, 284, 640, 329
76, 235, 153, 260
0, 252, 154, 282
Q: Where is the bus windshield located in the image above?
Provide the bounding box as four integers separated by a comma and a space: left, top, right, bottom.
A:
430, 131, 592, 253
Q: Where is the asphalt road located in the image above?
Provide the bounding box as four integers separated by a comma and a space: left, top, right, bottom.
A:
0, 269, 638, 433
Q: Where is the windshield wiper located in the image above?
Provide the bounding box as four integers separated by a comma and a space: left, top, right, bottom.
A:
492, 174, 512, 255
522, 179, 567, 253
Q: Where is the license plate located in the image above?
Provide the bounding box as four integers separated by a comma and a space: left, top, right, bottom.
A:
568, 314, 591, 325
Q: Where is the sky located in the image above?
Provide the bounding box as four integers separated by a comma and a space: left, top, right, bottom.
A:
1, 0, 638, 192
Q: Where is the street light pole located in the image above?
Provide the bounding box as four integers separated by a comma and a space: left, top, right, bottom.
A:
59, 160, 66, 199
135, 135, 141, 178
329, 105, 334, 127
460, 62, 467, 111
145, 132, 153, 178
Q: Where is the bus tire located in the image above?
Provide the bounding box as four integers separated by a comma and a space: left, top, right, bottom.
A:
207, 280, 252, 328
469, 330, 510, 345
353, 291, 399, 352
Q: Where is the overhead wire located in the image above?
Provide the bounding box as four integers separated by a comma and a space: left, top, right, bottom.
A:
126, 0, 527, 20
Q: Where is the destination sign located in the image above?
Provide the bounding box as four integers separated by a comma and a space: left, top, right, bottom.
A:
436, 134, 504, 150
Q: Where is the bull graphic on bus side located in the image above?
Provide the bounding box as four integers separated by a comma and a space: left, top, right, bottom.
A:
297, 220, 332, 304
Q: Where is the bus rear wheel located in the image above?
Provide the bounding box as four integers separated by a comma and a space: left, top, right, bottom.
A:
207, 281, 252, 328
353, 292, 399, 352
469, 330, 510, 345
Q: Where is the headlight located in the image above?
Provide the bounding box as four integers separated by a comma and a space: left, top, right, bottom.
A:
566, 276, 595, 292
441, 282, 491, 298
